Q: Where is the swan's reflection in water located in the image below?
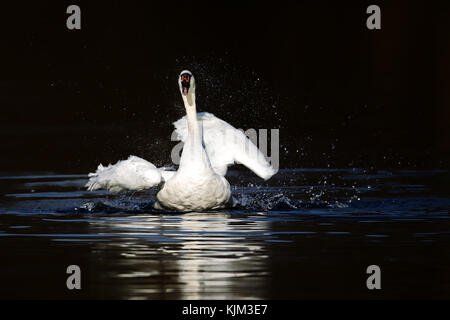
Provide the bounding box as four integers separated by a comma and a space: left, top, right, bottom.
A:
89, 212, 270, 299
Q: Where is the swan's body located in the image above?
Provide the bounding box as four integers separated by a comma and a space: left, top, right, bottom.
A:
86, 70, 276, 211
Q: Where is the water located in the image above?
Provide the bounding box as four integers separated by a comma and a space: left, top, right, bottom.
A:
0, 168, 449, 299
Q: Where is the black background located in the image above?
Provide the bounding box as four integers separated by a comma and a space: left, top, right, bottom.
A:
1, 0, 449, 172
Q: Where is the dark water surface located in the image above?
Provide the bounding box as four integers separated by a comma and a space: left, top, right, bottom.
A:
0, 168, 449, 299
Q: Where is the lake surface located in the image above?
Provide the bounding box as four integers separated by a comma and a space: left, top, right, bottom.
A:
0, 168, 449, 299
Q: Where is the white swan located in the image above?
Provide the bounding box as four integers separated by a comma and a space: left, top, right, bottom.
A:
86, 70, 276, 211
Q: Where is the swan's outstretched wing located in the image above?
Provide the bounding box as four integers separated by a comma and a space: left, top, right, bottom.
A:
173, 112, 276, 180
86, 155, 173, 192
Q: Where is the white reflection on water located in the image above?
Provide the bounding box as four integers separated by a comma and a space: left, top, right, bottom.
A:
87, 212, 270, 299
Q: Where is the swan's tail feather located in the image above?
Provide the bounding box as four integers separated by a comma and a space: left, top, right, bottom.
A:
85, 155, 162, 193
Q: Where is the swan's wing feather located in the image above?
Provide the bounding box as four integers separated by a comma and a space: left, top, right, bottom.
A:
159, 169, 176, 182
86, 155, 162, 192
173, 112, 276, 180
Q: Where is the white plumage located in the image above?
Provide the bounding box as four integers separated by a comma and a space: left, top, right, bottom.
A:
173, 112, 276, 180
86, 155, 162, 193
86, 70, 276, 211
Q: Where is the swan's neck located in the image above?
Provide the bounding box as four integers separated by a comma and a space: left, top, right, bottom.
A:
180, 92, 208, 170
183, 93, 200, 144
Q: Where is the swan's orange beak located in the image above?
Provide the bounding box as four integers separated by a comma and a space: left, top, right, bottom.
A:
180, 73, 191, 96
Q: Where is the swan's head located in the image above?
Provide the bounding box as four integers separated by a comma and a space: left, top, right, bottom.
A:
178, 70, 195, 97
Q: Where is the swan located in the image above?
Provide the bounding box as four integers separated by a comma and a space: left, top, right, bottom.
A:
86, 70, 276, 211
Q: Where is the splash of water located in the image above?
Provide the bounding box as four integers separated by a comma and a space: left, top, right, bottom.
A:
75, 187, 352, 214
